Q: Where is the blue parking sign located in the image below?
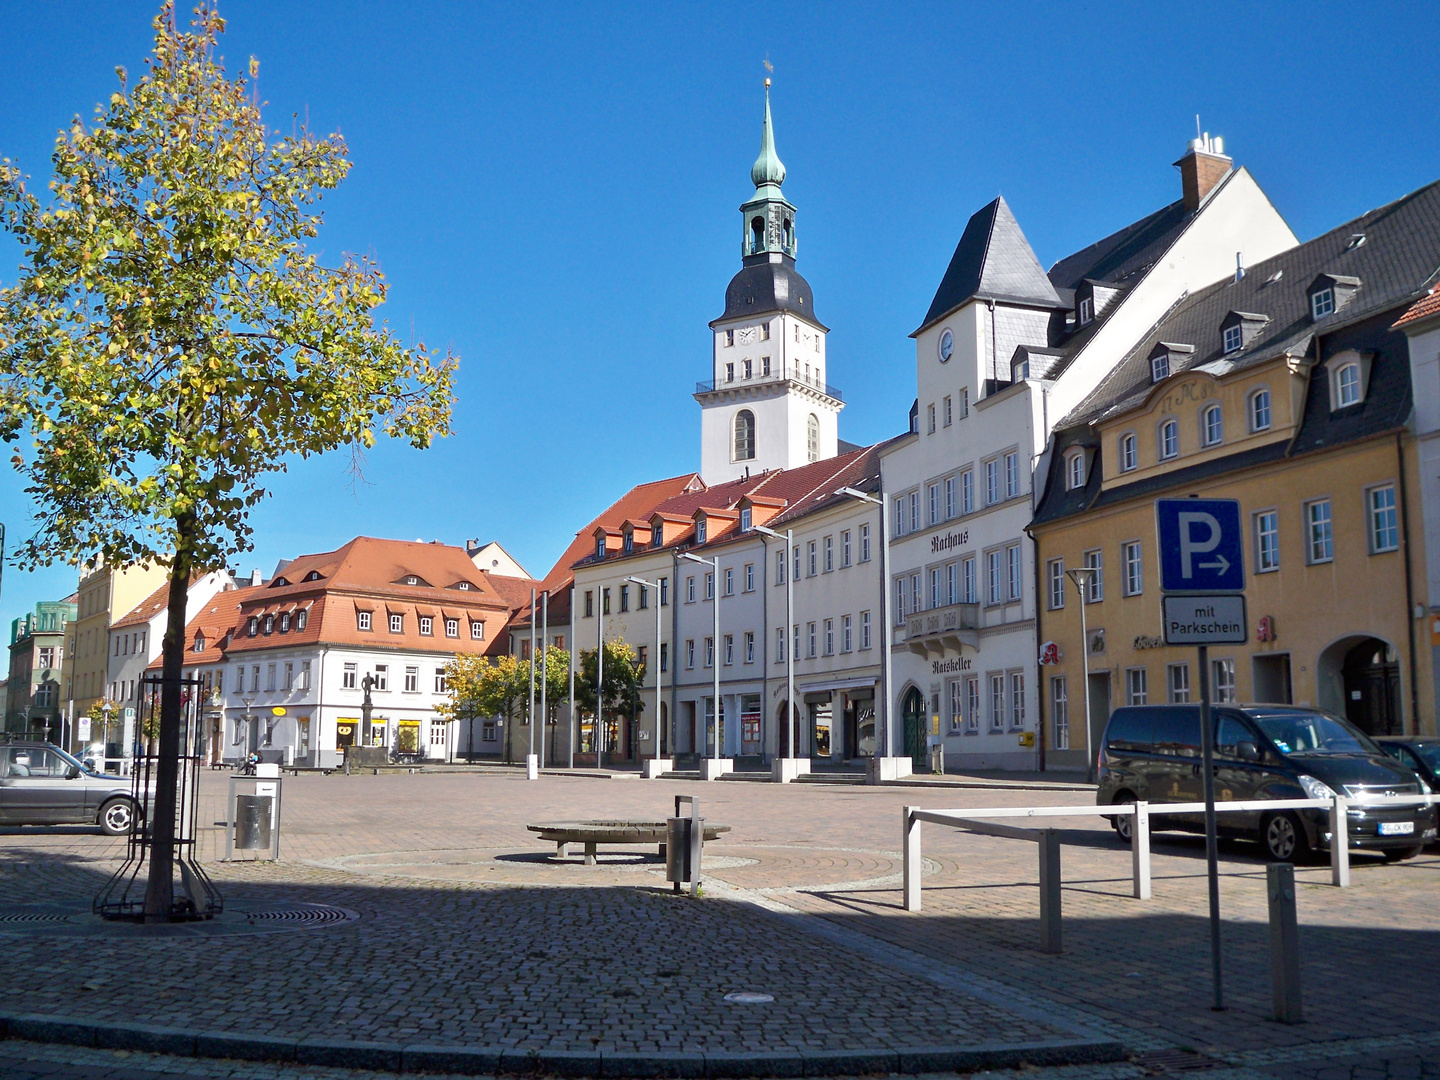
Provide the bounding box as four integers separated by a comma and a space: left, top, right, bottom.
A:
1156, 498, 1245, 593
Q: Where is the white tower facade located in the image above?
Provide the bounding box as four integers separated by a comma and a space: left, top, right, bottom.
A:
697, 84, 842, 483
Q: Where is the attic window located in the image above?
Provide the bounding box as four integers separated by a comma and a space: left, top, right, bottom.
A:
652, 523, 664, 548
193, 634, 205, 654
623, 531, 635, 554
1065, 451, 1086, 491
595, 536, 606, 561
1078, 296, 1094, 326
262, 614, 274, 635
696, 518, 708, 544
1328, 352, 1371, 410
454, 581, 472, 590
304, 571, 322, 582
248, 616, 259, 637
271, 577, 290, 588
740, 507, 752, 532
279, 612, 291, 632
1222, 325, 1243, 354
1151, 352, 1170, 382
1312, 288, 1335, 320
1012, 358, 1030, 382
296, 608, 308, 631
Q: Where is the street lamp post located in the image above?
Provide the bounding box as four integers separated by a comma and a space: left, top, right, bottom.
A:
754, 524, 806, 783
626, 575, 670, 778
1065, 567, 1097, 782
526, 589, 539, 780
836, 486, 908, 782
678, 551, 728, 780
567, 586, 576, 770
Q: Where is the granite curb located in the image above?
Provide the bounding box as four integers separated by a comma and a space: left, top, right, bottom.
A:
0, 1011, 1126, 1077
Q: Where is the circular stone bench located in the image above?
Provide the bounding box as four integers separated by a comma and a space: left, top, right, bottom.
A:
527, 820, 730, 865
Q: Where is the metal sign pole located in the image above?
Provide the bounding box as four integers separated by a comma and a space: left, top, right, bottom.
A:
1197, 643, 1223, 1010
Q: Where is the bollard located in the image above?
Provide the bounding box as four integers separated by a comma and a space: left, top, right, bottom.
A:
903, 806, 922, 912
1131, 801, 1152, 900
1330, 796, 1350, 888
1038, 829, 1062, 954
1267, 863, 1303, 1023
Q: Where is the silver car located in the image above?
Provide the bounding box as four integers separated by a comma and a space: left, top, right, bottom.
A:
0, 742, 140, 835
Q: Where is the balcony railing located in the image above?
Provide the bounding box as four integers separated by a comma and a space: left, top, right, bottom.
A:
695, 363, 842, 402
905, 601, 980, 656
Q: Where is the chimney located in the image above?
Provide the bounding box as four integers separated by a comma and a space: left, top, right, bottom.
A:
1175, 132, 1231, 212
250, 568, 262, 587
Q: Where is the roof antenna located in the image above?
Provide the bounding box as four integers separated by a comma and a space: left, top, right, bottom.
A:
1196, 114, 1202, 141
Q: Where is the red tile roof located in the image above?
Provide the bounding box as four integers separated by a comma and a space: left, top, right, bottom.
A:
147, 596, 246, 670
1395, 285, 1440, 328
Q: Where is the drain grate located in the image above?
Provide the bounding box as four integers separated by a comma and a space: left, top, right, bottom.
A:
245, 904, 354, 926
1135, 1049, 1229, 1075
0, 911, 74, 924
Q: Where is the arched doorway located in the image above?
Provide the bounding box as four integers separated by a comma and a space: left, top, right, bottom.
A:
902, 688, 926, 771
1317, 635, 1403, 736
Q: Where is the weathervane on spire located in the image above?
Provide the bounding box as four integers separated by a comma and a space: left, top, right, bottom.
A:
763, 55, 773, 87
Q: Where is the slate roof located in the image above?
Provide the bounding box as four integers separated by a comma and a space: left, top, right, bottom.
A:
1062, 177, 1440, 428
1048, 200, 1194, 291
1034, 176, 1440, 527
712, 261, 826, 329
916, 197, 1062, 332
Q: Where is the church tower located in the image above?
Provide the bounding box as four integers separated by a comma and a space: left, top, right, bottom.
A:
698, 82, 842, 483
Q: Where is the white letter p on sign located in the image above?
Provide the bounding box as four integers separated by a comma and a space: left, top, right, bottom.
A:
1178, 512, 1221, 578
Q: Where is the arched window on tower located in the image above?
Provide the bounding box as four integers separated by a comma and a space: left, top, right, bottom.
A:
807, 414, 819, 463
750, 216, 765, 254
782, 217, 793, 252
734, 410, 756, 461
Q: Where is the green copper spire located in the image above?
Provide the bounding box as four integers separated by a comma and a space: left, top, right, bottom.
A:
750, 80, 786, 190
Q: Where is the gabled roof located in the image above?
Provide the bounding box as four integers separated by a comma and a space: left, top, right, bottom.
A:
148, 597, 244, 670
1048, 200, 1194, 291
1061, 176, 1440, 427
112, 572, 211, 629
916, 196, 1062, 332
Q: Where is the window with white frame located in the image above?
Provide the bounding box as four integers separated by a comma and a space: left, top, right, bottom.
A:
860, 523, 871, 562
433, 668, 446, 694
1048, 558, 1065, 609
841, 530, 852, 567
744, 563, 755, 592
959, 387, 970, 417
1212, 658, 1237, 703
775, 626, 785, 662
373, 665, 388, 691
807, 622, 817, 658
948, 679, 963, 732
1078, 295, 1094, 325
723, 634, 734, 665
943, 476, 955, 520
961, 468, 974, 514
1307, 499, 1334, 563
986, 550, 1004, 605
946, 562, 958, 605
893, 496, 906, 537
943, 395, 953, 426
775, 548, 786, 584
985, 459, 1001, 505
343, 662, 357, 689
928, 483, 940, 524
470, 620, 484, 640
1159, 419, 1179, 459
824, 535, 834, 572
686, 639, 695, 669
404, 666, 419, 693
1066, 451, 1085, 490
1202, 404, 1222, 446
1222, 324, 1243, 354
723, 568, 734, 596
1369, 485, 1398, 552
266, 663, 276, 691
808, 541, 817, 577
705, 637, 714, 667
1256, 510, 1280, 571
705, 573, 714, 600
299, 661, 311, 691
1007, 543, 1023, 601
1311, 287, 1335, 320
419, 615, 433, 636
1336, 362, 1362, 407
1083, 549, 1103, 601
1122, 541, 1143, 596
1051, 677, 1069, 749
909, 491, 920, 532
1120, 432, 1137, 472
744, 631, 755, 663
930, 567, 943, 610
894, 578, 906, 624
389, 613, 403, 634
824, 619, 834, 655
357, 610, 372, 632
1005, 451, 1020, 498
1152, 351, 1170, 382
962, 556, 976, 604
1250, 388, 1271, 431
842, 614, 853, 652
989, 674, 1006, 731
1167, 663, 1190, 703
1127, 667, 1148, 705
911, 573, 921, 614
965, 676, 980, 733
927, 403, 936, 434
861, 611, 871, 649
1009, 672, 1026, 729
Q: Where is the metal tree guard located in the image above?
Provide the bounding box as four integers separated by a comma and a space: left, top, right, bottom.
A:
94, 673, 222, 922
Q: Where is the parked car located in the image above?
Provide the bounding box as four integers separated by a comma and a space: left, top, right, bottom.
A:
0, 741, 141, 835
1375, 736, 1440, 798
1097, 705, 1436, 862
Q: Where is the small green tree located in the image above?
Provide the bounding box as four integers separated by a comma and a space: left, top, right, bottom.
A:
576, 639, 645, 753
0, 5, 455, 919
440, 654, 529, 762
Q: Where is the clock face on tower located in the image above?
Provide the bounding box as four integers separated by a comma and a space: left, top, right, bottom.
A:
939, 328, 954, 363
737, 326, 756, 346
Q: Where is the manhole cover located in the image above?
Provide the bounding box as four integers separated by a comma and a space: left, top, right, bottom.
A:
723, 992, 774, 1004
245, 904, 354, 926
1135, 1049, 1229, 1075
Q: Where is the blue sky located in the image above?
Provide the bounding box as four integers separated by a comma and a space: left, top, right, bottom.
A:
2, 1, 1438, 627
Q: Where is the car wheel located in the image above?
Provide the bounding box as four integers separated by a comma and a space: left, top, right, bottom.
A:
1382, 845, 1424, 862
98, 798, 135, 836
1111, 792, 1136, 843
1261, 811, 1307, 862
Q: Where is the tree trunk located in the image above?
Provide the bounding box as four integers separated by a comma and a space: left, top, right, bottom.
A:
142, 511, 195, 922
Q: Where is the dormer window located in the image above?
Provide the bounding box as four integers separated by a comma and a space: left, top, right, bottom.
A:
1326, 350, 1371, 411
279, 612, 290, 632
1151, 352, 1169, 382
1312, 288, 1335, 320
248, 616, 259, 637
1078, 296, 1094, 326
595, 536, 606, 561
696, 518, 708, 544
357, 610, 371, 632
1222, 325, 1243, 353
1065, 451, 1086, 490
1309, 274, 1361, 322
1148, 341, 1193, 384
623, 530, 634, 555
193, 634, 205, 654
454, 581, 472, 590
403, 575, 419, 586
271, 577, 289, 588
262, 614, 274, 635
296, 608, 308, 631
652, 523, 664, 548
1220, 311, 1269, 355
1012, 358, 1030, 382
740, 507, 752, 532
304, 570, 322, 582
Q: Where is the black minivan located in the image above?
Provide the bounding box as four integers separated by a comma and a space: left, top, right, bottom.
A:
1097, 704, 1437, 861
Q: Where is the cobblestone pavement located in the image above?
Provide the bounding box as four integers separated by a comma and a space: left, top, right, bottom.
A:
1, 768, 1437, 1078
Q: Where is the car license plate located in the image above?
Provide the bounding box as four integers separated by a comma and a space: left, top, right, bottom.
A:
1378, 821, 1415, 836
